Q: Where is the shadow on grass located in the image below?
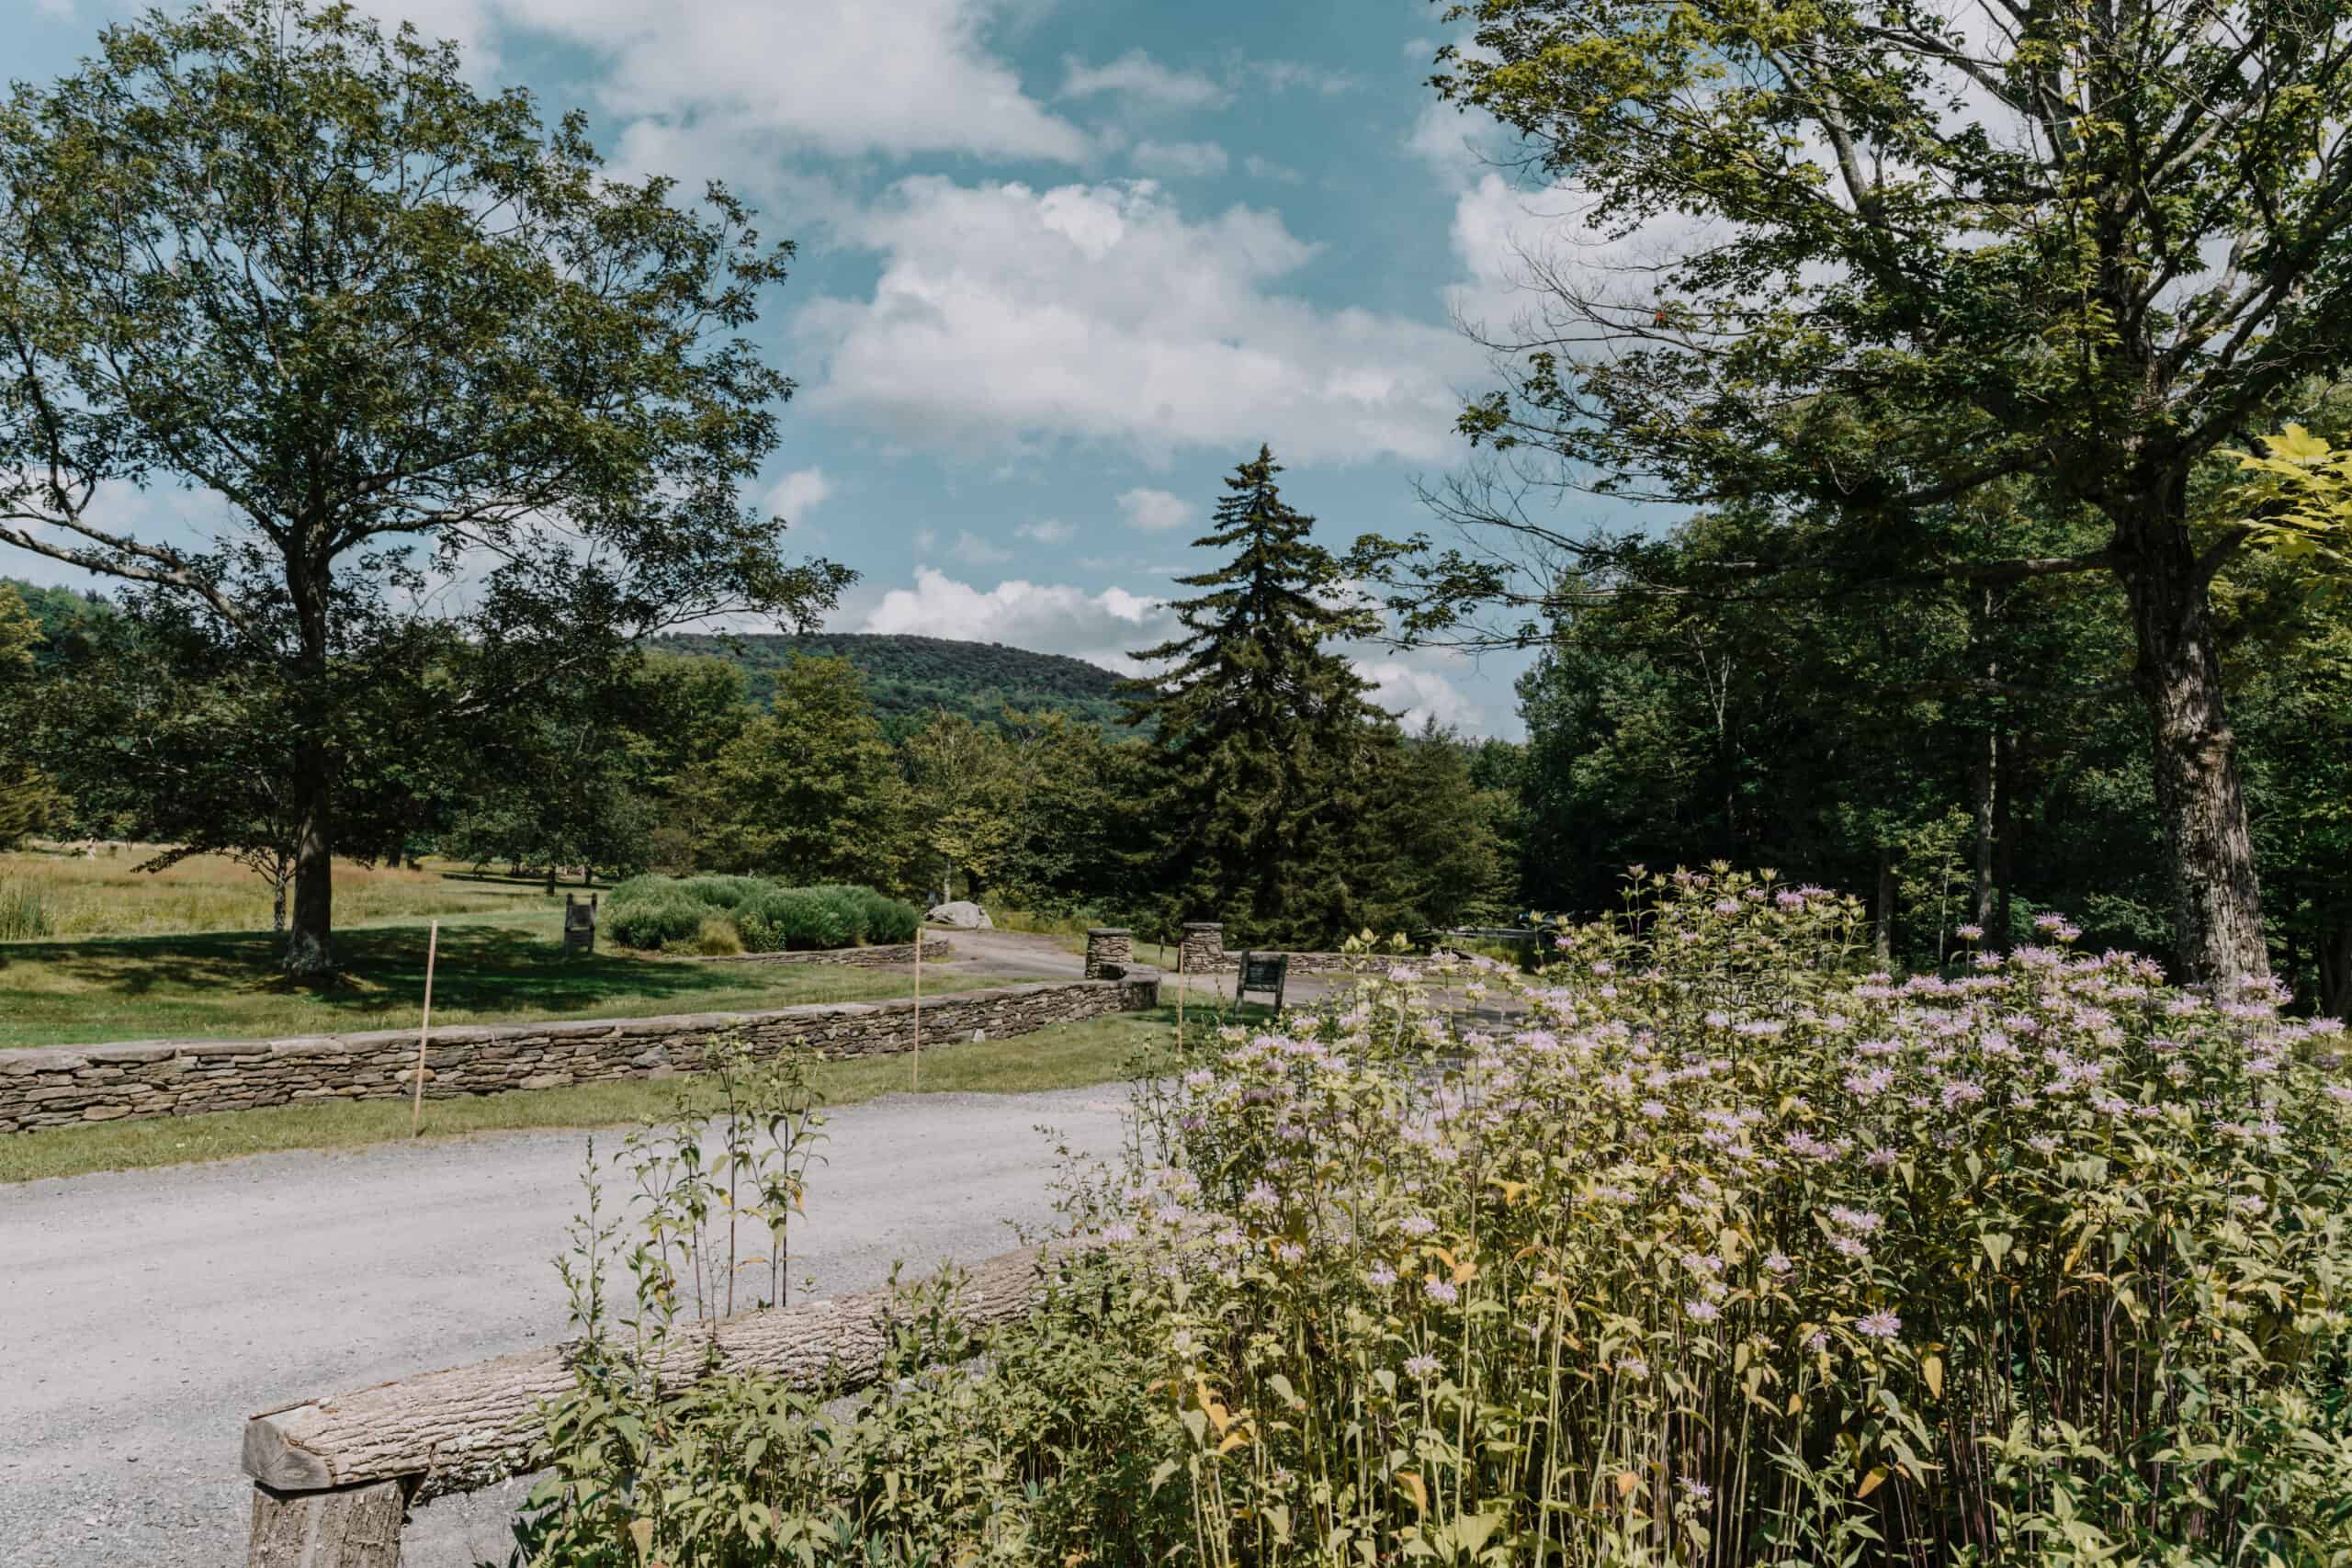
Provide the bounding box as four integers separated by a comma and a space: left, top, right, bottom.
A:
435, 868, 618, 893
0, 922, 864, 1028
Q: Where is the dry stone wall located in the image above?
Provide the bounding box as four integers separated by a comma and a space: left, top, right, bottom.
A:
0, 976, 1159, 1134
1174, 922, 1442, 977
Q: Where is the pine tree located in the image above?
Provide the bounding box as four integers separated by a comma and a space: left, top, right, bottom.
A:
1125, 446, 1388, 946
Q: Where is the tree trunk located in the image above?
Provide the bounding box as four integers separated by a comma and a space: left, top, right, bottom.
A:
284, 735, 336, 976
247, 1480, 405, 1568
2319, 922, 2352, 1021
1993, 732, 2015, 950
2112, 484, 2267, 987
1970, 586, 1999, 931
1873, 845, 1895, 967
283, 547, 338, 978
1970, 729, 1996, 930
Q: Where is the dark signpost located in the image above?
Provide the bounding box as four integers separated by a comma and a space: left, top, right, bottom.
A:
1237, 951, 1289, 1012
563, 893, 597, 954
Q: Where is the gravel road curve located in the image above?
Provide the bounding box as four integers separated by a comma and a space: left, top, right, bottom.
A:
0, 1086, 1129, 1568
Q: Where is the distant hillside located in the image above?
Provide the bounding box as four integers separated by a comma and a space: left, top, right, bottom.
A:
650, 632, 1132, 737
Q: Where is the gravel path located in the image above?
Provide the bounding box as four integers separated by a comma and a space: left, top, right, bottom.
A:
0, 1087, 1129, 1567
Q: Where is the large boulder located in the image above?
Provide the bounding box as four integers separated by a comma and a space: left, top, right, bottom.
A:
925, 900, 993, 930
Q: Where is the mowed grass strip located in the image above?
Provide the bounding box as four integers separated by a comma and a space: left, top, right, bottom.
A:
0, 1006, 1194, 1183
0, 916, 1038, 1050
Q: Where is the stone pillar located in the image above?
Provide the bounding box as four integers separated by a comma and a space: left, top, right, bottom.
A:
1084, 927, 1133, 979
1180, 921, 1225, 974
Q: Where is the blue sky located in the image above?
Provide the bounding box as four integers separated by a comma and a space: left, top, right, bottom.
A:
6, 0, 1583, 734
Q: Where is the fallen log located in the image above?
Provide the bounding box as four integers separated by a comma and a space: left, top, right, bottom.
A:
243, 1243, 1057, 1567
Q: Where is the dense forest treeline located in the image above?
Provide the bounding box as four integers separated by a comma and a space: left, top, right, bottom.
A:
650, 632, 1128, 739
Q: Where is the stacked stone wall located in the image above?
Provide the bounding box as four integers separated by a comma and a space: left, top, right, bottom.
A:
0, 975, 1159, 1134
1171, 922, 1443, 977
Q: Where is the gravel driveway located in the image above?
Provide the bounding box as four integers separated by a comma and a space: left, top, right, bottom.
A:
0, 1087, 1130, 1567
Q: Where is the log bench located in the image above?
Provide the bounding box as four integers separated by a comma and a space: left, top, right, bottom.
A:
240, 1244, 1056, 1567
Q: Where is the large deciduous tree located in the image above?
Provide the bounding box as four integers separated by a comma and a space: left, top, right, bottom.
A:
0, 0, 848, 973
684, 656, 909, 888
1386, 0, 2352, 983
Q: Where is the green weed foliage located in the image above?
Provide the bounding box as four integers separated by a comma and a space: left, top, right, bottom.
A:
0, 875, 51, 941
509, 872, 2352, 1565
606, 876, 919, 954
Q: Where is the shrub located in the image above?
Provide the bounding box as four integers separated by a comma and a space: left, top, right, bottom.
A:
604, 888, 705, 952
675, 874, 766, 912
605, 874, 670, 905
687, 914, 742, 956
849, 885, 920, 944
520, 870, 2352, 1565
806, 882, 919, 946
736, 886, 853, 953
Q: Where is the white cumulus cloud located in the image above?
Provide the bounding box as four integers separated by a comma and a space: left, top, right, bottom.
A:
763, 467, 832, 519
1058, 50, 1228, 109
860, 568, 1173, 671
799, 177, 1477, 465
1016, 518, 1077, 544
1353, 658, 1487, 733
1117, 487, 1195, 533
385, 0, 1090, 164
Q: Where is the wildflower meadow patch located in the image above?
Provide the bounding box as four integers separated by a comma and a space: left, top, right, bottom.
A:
517, 870, 2352, 1565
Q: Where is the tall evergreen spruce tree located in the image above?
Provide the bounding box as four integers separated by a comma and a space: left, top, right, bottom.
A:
1125, 446, 1387, 947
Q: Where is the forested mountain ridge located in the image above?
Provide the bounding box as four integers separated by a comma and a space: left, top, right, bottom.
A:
650, 632, 1129, 737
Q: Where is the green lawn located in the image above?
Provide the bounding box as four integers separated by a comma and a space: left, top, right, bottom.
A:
0, 912, 1032, 1049
0, 1005, 1199, 1183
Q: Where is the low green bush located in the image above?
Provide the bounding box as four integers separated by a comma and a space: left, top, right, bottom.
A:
606, 874, 913, 953
515, 870, 2352, 1565
737, 886, 853, 952
602, 889, 705, 952
674, 874, 766, 911
687, 914, 742, 956
805, 882, 920, 946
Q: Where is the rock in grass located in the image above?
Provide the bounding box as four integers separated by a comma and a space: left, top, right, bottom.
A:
925, 901, 992, 930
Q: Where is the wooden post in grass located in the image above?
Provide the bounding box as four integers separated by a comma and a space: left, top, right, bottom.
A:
409, 921, 438, 1136
911, 924, 922, 1091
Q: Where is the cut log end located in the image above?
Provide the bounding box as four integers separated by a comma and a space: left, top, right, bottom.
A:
247, 1478, 407, 1568
243, 1409, 335, 1493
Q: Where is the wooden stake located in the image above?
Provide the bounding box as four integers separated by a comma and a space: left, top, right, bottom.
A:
911, 927, 922, 1090
1177, 933, 1187, 1043
409, 921, 438, 1136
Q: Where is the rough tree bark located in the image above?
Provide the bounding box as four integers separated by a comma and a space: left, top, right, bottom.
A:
1970, 588, 1998, 931
284, 739, 335, 978
1873, 847, 1895, 966
2110, 480, 2267, 987
1994, 732, 2015, 950
242, 1242, 1059, 1503
283, 553, 337, 978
